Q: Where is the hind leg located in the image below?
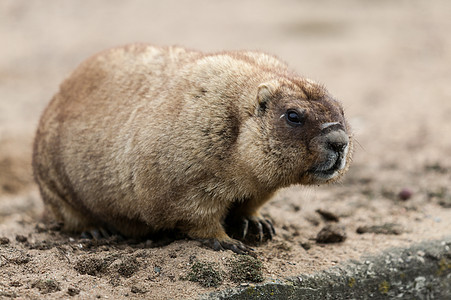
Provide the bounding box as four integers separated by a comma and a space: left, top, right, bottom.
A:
37, 177, 96, 234
37, 174, 153, 240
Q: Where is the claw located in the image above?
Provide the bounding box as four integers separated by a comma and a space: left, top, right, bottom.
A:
80, 231, 92, 239
268, 219, 276, 235
226, 214, 276, 245
207, 239, 224, 251
260, 219, 276, 240
229, 244, 245, 255
241, 218, 249, 240
80, 227, 112, 240
253, 218, 264, 242
201, 238, 253, 255
99, 227, 111, 238
90, 229, 103, 240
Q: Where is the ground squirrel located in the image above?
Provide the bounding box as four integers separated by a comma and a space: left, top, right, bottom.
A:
32, 44, 352, 253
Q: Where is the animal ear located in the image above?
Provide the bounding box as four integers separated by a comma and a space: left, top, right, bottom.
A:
256, 81, 277, 114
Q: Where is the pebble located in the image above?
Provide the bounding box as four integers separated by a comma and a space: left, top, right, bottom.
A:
356, 223, 403, 235
315, 209, 339, 222
67, 287, 80, 296
15, 235, 28, 243
398, 188, 412, 200
316, 224, 347, 243
0, 237, 10, 245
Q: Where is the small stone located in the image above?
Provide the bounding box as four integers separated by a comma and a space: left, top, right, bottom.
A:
67, 287, 80, 296
35, 223, 47, 233
0, 237, 10, 245
356, 223, 403, 235
316, 224, 346, 243
300, 241, 312, 250
398, 188, 412, 200
291, 204, 301, 212
131, 285, 146, 294
32, 279, 61, 294
15, 235, 27, 243
315, 209, 339, 222
438, 196, 451, 208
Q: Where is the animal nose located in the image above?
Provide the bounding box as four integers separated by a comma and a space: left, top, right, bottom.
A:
324, 130, 349, 154
328, 140, 348, 153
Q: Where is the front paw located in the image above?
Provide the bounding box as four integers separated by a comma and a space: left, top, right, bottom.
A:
225, 215, 276, 245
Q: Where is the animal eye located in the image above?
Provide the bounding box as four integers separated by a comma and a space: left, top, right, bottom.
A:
285, 109, 305, 126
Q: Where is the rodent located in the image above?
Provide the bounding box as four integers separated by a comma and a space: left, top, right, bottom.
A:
32, 44, 352, 253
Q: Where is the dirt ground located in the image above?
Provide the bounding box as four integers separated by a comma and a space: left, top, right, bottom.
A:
1, 0, 451, 299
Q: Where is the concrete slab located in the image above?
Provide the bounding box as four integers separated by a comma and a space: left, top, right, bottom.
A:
201, 237, 451, 299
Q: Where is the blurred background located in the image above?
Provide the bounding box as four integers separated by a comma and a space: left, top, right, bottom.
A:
1, 0, 451, 199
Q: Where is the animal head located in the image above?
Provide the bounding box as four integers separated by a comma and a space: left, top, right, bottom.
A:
242, 77, 352, 187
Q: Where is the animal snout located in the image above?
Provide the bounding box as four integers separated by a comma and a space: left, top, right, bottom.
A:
324, 129, 349, 159
326, 134, 349, 155
322, 122, 349, 155
309, 126, 350, 181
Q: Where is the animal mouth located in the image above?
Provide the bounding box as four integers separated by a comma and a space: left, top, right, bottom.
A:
309, 147, 348, 181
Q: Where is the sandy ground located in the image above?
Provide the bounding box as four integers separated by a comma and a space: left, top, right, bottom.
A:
1, 0, 451, 299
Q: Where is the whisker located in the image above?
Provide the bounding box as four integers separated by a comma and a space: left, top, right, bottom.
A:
353, 138, 365, 152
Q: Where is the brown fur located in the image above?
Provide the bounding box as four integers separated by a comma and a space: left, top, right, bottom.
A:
32, 44, 352, 250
